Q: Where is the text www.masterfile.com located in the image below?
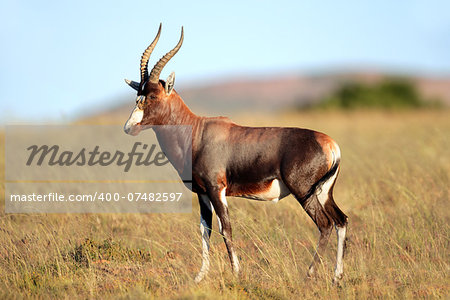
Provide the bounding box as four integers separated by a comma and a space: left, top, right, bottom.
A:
9, 192, 184, 202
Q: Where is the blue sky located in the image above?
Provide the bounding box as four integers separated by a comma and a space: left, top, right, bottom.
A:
1, 1, 449, 122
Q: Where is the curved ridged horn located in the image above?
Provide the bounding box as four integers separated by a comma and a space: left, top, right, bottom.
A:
149, 27, 184, 83
140, 23, 162, 85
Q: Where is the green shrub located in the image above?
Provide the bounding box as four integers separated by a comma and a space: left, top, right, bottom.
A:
311, 79, 441, 110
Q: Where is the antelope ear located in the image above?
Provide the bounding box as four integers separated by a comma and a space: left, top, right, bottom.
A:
165, 72, 175, 95
124, 79, 140, 91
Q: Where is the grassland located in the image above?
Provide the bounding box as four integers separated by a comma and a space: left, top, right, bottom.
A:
0, 110, 449, 299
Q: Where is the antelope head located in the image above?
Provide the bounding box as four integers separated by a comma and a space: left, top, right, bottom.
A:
124, 24, 184, 136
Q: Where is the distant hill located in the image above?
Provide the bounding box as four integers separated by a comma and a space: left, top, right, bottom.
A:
92, 71, 450, 120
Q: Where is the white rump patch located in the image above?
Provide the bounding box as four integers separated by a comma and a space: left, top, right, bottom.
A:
333, 142, 341, 161
316, 169, 338, 207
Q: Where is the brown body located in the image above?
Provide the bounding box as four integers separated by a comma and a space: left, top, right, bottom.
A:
123, 25, 348, 283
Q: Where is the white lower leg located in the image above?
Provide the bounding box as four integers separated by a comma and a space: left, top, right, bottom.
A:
217, 215, 239, 274
334, 225, 346, 280
195, 219, 211, 283
217, 188, 239, 276
231, 251, 240, 275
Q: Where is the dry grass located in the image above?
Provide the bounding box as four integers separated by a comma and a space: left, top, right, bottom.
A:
0, 110, 449, 299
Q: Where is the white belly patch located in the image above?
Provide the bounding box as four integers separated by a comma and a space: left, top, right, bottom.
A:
240, 179, 290, 202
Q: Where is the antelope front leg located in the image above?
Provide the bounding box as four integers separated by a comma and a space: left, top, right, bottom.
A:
194, 194, 213, 283
208, 187, 240, 276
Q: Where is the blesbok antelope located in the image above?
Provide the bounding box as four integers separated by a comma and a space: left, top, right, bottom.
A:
123, 24, 348, 283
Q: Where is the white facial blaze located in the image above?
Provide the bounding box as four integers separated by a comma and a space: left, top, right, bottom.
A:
124, 105, 144, 134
